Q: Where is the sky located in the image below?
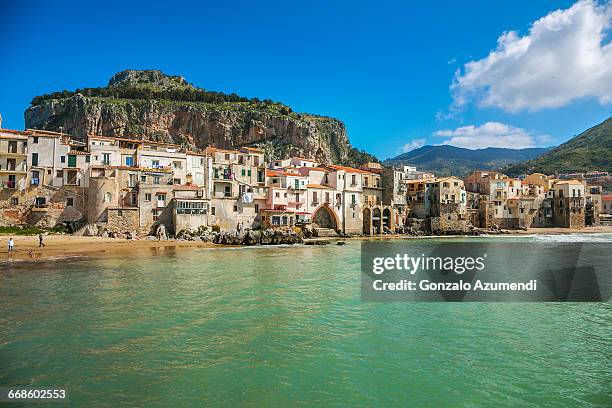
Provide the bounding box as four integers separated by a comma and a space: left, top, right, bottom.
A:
0, 0, 611, 160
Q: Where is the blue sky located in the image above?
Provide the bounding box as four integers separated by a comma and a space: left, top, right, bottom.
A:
1, 0, 610, 159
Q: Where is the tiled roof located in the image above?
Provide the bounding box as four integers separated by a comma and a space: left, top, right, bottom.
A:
323, 164, 373, 174
204, 146, 237, 154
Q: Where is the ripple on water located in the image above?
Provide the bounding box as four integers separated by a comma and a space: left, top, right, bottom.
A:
0, 240, 610, 407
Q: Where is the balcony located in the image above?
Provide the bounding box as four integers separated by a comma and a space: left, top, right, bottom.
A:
32, 204, 48, 212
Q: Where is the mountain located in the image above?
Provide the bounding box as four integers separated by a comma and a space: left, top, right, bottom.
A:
384, 145, 551, 176
25, 69, 377, 166
504, 117, 612, 176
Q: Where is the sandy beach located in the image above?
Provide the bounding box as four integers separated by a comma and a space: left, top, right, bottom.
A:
0, 234, 218, 263
509, 225, 612, 235
1, 225, 612, 262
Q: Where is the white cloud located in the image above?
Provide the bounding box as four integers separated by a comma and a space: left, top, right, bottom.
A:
451, 0, 612, 112
401, 138, 426, 152
434, 122, 550, 149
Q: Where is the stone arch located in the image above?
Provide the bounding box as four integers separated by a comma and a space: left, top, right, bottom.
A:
362, 207, 372, 235
383, 207, 391, 230
312, 204, 339, 230
372, 207, 382, 234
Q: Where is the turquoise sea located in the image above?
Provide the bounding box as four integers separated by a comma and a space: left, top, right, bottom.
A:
1, 235, 611, 407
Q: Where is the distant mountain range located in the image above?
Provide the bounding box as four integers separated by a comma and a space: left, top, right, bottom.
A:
503, 117, 612, 176
384, 145, 551, 177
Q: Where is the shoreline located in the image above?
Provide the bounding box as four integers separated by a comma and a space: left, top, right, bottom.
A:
1, 225, 612, 263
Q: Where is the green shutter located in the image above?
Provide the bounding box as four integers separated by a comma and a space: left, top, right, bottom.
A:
68, 155, 77, 168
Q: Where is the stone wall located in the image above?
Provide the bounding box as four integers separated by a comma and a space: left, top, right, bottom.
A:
106, 208, 140, 233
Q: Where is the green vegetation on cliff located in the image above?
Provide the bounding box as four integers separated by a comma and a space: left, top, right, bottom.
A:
504, 117, 612, 176
26, 69, 378, 168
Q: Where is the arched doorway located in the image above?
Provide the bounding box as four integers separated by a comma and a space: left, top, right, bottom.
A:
383, 208, 391, 231
372, 208, 381, 234
313, 204, 338, 230
362, 208, 371, 235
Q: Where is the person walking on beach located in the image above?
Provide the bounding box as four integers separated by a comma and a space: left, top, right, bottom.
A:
39, 233, 45, 247
8, 237, 15, 257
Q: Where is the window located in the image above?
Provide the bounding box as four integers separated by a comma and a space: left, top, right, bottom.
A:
173, 178, 181, 185
152, 209, 160, 221
152, 160, 160, 168
233, 205, 238, 212
102, 153, 111, 165
31, 170, 40, 186
85, 155, 90, 163
66, 197, 74, 207
145, 193, 151, 201
247, 170, 251, 177
156, 193, 166, 207
56, 170, 63, 178
31, 153, 38, 166
153, 176, 160, 185
224, 186, 231, 197
224, 154, 230, 160
312, 192, 318, 204
117, 210, 123, 216
104, 192, 112, 203
11, 197, 18, 205
211, 207, 216, 215
351, 174, 356, 185
255, 204, 259, 213
242, 169, 246, 176
60, 156, 66, 163
32, 137, 39, 144
125, 156, 134, 166
141, 175, 147, 183
275, 192, 280, 198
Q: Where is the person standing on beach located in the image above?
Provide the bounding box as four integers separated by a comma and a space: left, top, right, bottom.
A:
8, 237, 15, 257
39, 233, 45, 247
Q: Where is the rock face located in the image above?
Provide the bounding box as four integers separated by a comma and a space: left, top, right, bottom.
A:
25, 70, 375, 165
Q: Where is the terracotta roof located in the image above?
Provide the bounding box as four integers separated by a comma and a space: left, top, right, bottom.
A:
266, 169, 307, 178
186, 150, 210, 157
323, 164, 373, 174
0, 129, 30, 138
554, 179, 583, 185
299, 166, 329, 173
68, 150, 91, 155
240, 147, 264, 153
204, 146, 237, 154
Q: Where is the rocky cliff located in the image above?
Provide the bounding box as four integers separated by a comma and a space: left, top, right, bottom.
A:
25, 70, 376, 166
